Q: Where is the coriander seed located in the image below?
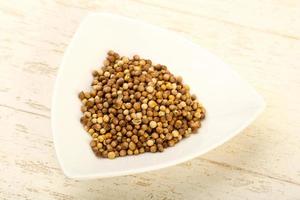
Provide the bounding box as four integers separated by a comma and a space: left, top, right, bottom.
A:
149, 121, 157, 129
146, 139, 154, 146
107, 151, 116, 159
79, 50, 206, 159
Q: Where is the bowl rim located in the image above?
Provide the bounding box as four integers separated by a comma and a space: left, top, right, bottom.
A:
51, 12, 266, 179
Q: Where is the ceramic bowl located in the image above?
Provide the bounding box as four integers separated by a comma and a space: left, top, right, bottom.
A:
51, 13, 265, 179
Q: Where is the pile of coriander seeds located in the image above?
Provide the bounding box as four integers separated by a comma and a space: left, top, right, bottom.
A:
79, 50, 206, 159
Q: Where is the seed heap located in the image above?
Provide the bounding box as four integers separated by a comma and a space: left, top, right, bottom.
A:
79, 50, 206, 159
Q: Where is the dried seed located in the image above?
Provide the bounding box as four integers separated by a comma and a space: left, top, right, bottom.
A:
148, 100, 157, 108
107, 152, 116, 159
141, 103, 148, 110
129, 142, 136, 150
104, 71, 110, 77
146, 86, 154, 93
172, 130, 179, 137
146, 139, 154, 146
80, 51, 205, 159
103, 115, 110, 122
150, 145, 157, 152
120, 149, 127, 156
149, 121, 157, 129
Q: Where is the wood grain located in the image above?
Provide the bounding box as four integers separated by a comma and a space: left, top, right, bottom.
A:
0, 0, 300, 199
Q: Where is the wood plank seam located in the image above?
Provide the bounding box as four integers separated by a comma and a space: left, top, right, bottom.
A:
0, 104, 50, 118
201, 158, 300, 187
131, 0, 300, 40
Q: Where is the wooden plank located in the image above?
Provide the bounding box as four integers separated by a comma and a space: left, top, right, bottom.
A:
133, 0, 300, 38
0, 106, 299, 199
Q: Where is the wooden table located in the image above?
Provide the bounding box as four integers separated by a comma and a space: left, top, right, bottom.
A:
1, 1, 299, 199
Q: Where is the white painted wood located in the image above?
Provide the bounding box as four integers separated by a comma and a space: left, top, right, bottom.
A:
0, 0, 299, 199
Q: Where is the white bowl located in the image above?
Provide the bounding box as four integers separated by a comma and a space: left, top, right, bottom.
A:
51, 13, 265, 179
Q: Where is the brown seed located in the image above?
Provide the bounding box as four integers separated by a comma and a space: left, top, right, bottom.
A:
150, 145, 157, 153
133, 102, 141, 110
103, 115, 110, 122
168, 140, 175, 147
172, 130, 179, 137
121, 142, 129, 150
194, 111, 202, 118
116, 78, 124, 85
176, 76, 183, 83
127, 149, 133, 155
131, 135, 139, 143
157, 144, 164, 152
88, 129, 94, 135
111, 140, 118, 147
139, 147, 145, 153
133, 55, 140, 60
84, 111, 91, 118
163, 74, 170, 81
156, 126, 164, 134
94, 124, 101, 131
135, 92, 142, 99
98, 135, 105, 142
107, 152, 116, 159
146, 139, 154, 146
79, 91, 85, 100
134, 149, 139, 155
129, 142, 136, 150
103, 86, 111, 93
141, 103, 148, 110
102, 151, 108, 158
147, 110, 153, 117
90, 140, 97, 147
123, 83, 129, 90
100, 128, 106, 134
158, 111, 165, 117
97, 143, 103, 149
148, 100, 157, 108
103, 102, 109, 108
84, 92, 91, 99
106, 133, 112, 139
80, 51, 205, 159
175, 120, 182, 128
81, 106, 87, 112
149, 121, 157, 128
132, 117, 142, 125
91, 118, 97, 124
120, 150, 127, 156
165, 133, 173, 140
146, 86, 154, 93
104, 71, 110, 77
152, 132, 159, 139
